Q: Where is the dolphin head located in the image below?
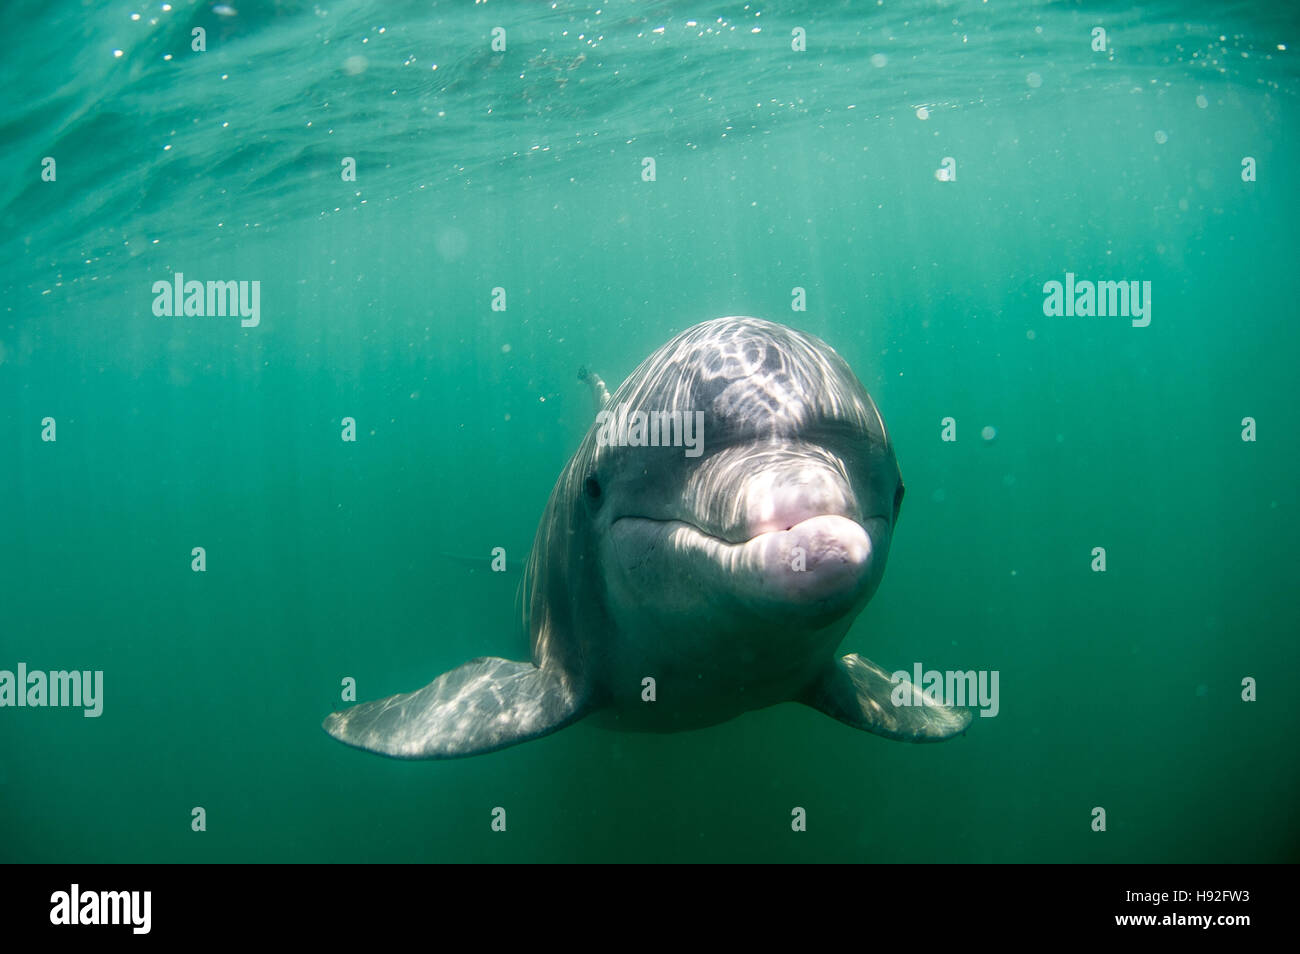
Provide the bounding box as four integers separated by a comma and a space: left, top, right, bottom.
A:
558, 317, 902, 681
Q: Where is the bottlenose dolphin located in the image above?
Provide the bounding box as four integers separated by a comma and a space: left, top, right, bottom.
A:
323, 317, 971, 758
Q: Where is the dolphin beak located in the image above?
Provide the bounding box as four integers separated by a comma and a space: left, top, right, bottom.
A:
608, 513, 881, 624
732, 514, 873, 610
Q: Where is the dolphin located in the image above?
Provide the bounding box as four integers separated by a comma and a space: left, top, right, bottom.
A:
323, 316, 971, 758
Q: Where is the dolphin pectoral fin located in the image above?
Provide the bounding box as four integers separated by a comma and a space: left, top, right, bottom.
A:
322, 657, 584, 759
799, 653, 972, 742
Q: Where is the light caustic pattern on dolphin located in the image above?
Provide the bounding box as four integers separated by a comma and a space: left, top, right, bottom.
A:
324, 317, 972, 758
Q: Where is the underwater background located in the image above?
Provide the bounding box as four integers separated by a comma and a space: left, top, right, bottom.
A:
1, 0, 1297, 863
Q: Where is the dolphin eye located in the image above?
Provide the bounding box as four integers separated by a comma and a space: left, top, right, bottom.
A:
584, 475, 602, 502
892, 481, 905, 524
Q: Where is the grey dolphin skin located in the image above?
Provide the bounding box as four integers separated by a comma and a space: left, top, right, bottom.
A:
323, 317, 972, 758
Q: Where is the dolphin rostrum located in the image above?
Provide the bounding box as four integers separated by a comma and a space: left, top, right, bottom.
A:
323, 317, 972, 758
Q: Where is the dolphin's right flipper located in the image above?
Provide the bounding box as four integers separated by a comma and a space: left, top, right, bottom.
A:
800, 653, 972, 742
322, 657, 584, 759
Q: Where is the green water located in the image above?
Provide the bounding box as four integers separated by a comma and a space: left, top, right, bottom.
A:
1, 0, 1297, 863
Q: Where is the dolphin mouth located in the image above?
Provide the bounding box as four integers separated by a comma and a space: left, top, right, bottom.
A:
609, 513, 879, 617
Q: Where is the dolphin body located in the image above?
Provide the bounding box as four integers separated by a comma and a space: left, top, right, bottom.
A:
323, 317, 971, 758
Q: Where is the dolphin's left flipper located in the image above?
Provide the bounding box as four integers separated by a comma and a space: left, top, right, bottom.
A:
322, 657, 584, 759
799, 653, 972, 742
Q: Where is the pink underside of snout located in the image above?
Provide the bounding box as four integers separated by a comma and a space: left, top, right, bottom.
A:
736, 514, 872, 606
